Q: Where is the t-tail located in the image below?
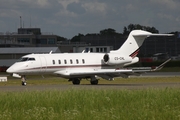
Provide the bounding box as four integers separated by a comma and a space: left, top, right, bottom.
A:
109, 30, 173, 66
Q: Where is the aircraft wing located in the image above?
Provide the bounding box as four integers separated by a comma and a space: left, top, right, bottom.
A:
54, 58, 171, 79
54, 69, 133, 77
131, 58, 171, 72
116, 58, 171, 78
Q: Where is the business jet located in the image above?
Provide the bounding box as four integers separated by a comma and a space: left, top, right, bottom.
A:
6, 30, 173, 86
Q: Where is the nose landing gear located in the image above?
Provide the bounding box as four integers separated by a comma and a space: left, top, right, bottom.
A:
21, 76, 27, 86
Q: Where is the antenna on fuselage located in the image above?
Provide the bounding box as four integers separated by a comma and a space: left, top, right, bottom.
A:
49, 51, 52, 54
82, 50, 85, 53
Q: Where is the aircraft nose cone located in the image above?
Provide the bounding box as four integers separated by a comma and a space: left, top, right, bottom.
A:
6, 67, 14, 73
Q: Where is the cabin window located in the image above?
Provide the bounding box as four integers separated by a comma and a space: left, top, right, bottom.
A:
52, 60, 55, 64
64, 60, 67, 64
70, 59, 73, 64
76, 59, 79, 64
82, 59, 85, 64
58, 60, 61, 64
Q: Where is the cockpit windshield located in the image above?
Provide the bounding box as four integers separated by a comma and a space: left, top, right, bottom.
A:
20, 57, 35, 62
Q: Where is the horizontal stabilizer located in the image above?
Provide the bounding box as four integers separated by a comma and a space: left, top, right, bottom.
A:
133, 33, 174, 37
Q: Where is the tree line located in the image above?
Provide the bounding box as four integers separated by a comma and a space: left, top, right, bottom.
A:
123, 24, 159, 35
69, 24, 178, 42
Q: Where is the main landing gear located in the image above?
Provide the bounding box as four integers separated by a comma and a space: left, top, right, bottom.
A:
69, 76, 99, 85
21, 75, 27, 86
90, 76, 99, 85
90, 80, 98, 85
72, 78, 81, 85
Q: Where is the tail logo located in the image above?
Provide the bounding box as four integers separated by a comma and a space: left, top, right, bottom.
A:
130, 48, 140, 58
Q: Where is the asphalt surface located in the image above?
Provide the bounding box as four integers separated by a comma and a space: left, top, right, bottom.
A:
0, 72, 180, 92
140, 72, 180, 77
1, 82, 180, 92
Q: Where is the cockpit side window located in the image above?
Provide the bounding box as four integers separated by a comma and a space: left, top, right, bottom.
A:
28, 58, 35, 61
20, 57, 29, 62
20, 57, 35, 62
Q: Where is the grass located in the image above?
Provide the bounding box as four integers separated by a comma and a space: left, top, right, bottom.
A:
0, 88, 180, 120
0, 73, 180, 119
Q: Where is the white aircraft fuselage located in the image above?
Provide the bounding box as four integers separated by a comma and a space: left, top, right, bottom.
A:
7, 53, 134, 77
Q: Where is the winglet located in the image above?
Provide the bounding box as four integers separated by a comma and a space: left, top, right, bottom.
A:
152, 58, 171, 71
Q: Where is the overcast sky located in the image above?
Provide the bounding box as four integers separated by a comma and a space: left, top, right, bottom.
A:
0, 0, 180, 38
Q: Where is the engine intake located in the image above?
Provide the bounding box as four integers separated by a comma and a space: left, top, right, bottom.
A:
103, 54, 109, 62
103, 53, 132, 65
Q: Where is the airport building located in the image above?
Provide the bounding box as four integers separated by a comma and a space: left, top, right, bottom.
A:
0, 28, 112, 52
0, 28, 60, 47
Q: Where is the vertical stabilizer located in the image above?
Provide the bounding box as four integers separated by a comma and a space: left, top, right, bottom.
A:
110, 30, 173, 57
111, 30, 152, 56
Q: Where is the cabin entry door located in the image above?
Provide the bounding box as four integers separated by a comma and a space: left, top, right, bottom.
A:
39, 56, 47, 72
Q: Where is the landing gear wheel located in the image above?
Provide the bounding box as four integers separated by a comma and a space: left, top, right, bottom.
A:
22, 81, 27, 86
21, 75, 27, 86
72, 78, 80, 85
90, 80, 98, 85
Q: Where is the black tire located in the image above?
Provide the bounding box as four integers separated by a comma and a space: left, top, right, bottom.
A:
72, 78, 80, 85
22, 81, 27, 86
90, 80, 98, 85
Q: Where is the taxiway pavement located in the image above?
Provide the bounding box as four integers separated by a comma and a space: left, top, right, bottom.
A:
0, 72, 179, 92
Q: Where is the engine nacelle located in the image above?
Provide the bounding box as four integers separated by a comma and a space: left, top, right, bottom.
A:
124, 57, 139, 66
103, 53, 132, 65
